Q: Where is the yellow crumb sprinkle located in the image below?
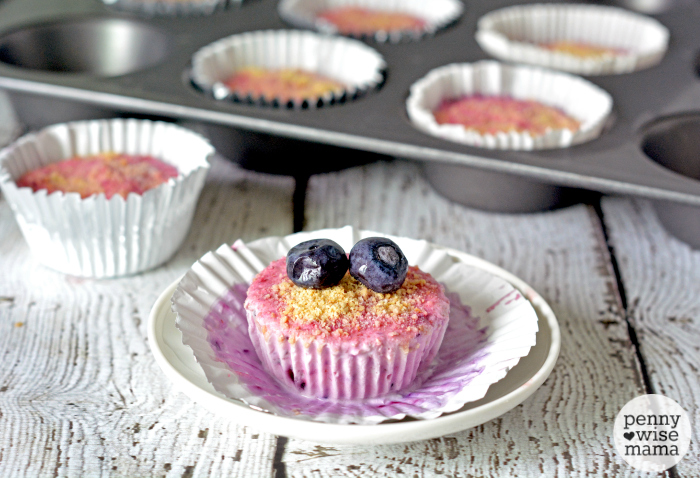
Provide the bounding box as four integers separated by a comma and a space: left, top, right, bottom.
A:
278, 269, 433, 326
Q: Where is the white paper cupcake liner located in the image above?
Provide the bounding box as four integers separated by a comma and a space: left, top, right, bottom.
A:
190, 29, 386, 108
172, 226, 540, 424
101, 0, 232, 16
0, 119, 212, 278
278, 0, 463, 43
406, 60, 613, 150
475, 3, 669, 76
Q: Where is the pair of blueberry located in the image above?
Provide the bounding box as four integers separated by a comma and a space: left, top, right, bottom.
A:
286, 237, 408, 293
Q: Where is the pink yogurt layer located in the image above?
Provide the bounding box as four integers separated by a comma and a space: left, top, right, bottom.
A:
224, 67, 345, 104
16, 152, 178, 199
433, 94, 581, 136
317, 7, 427, 35
243, 258, 450, 400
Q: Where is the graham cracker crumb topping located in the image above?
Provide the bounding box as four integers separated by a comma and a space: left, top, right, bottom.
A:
246, 258, 449, 338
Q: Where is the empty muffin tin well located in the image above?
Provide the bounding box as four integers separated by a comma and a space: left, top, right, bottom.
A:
1, 0, 700, 226
422, 162, 565, 213
642, 114, 700, 248
0, 18, 171, 75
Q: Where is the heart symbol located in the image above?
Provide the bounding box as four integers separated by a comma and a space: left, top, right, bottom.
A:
623, 432, 634, 441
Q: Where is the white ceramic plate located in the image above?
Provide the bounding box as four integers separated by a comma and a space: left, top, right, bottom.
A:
147, 241, 560, 445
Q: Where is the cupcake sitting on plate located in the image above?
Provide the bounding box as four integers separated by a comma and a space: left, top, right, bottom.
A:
278, 0, 463, 43
0, 119, 212, 278
171, 226, 541, 424
190, 30, 385, 108
245, 237, 450, 400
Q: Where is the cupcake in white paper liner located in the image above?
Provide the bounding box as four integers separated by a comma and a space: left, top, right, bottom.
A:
406, 60, 613, 150
101, 0, 232, 16
172, 226, 539, 424
475, 4, 669, 76
278, 0, 463, 43
190, 29, 386, 108
0, 119, 212, 278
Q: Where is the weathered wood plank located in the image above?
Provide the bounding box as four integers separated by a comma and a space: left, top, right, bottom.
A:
0, 155, 294, 477
602, 197, 700, 476
284, 160, 650, 477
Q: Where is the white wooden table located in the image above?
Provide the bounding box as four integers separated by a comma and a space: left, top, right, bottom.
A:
0, 94, 697, 477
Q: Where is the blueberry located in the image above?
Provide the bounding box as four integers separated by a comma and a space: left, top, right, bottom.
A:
349, 237, 408, 293
286, 239, 349, 289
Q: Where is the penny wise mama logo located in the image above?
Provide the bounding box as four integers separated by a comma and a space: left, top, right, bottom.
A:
614, 394, 692, 472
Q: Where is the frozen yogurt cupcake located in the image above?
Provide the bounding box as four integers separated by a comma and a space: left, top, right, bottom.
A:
191, 30, 385, 108
279, 0, 463, 43
244, 238, 450, 400
407, 61, 612, 150
0, 119, 212, 277
475, 4, 669, 75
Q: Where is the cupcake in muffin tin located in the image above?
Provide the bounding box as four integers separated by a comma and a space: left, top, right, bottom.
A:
278, 0, 463, 43
190, 29, 386, 108
475, 3, 669, 76
406, 60, 613, 150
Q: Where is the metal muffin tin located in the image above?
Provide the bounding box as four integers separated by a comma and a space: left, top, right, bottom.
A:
1, 0, 700, 239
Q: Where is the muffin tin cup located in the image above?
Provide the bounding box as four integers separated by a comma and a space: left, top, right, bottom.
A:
475, 3, 669, 76
406, 60, 613, 151
642, 114, 700, 248
278, 0, 463, 43
190, 29, 386, 109
101, 0, 231, 16
422, 162, 565, 213
0, 119, 212, 278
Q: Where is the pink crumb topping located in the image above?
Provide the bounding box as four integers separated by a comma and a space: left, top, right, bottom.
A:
244, 258, 449, 344
16, 152, 178, 199
317, 7, 426, 35
433, 94, 581, 136
224, 67, 345, 103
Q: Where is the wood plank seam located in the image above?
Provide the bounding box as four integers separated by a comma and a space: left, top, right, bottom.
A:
593, 201, 680, 478
593, 201, 654, 396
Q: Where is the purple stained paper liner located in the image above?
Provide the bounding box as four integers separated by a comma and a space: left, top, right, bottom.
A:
204, 283, 484, 422
172, 226, 539, 424
245, 301, 449, 401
